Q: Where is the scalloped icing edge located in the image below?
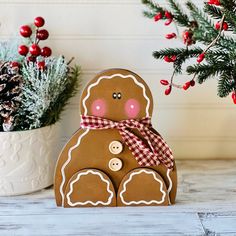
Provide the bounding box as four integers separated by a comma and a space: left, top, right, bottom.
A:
119, 169, 167, 205
66, 170, 114, 206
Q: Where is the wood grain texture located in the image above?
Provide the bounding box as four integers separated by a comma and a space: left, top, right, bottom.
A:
0, 160, 236, 235
0, 0, 235, 159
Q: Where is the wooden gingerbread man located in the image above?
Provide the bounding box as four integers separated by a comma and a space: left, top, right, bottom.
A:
54, 69, 177, 207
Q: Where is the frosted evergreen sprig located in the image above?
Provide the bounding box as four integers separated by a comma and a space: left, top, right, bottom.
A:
16, 56, 80, 130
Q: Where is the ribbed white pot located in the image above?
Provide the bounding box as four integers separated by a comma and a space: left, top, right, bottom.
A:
0, 123, 61, 196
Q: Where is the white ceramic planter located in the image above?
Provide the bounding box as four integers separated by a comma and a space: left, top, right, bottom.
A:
0, 123, 62, 196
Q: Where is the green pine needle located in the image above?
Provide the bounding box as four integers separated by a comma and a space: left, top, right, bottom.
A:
168, 0, 190, 27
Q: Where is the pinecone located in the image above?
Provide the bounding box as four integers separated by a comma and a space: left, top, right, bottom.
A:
0, 61, 22, 131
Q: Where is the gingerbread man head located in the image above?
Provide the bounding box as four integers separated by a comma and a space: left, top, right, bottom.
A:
80, 69, 154, 121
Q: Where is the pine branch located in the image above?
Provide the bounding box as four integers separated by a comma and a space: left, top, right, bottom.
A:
168, 0, 190, 27
186, 1, 218, 38
223, 8, 236, 31
218, 73, 236, 97
153, 47, 203, 74
153, 47, 202, 59
204, 3, 223, 20
187, 62, 232, 84
141, 0, 163, 12
143, 11, 156, 19
141, 0, 164, 18
220, 0, 236, 13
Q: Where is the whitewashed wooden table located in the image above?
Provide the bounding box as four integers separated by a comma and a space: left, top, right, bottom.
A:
1, 160, 236, 236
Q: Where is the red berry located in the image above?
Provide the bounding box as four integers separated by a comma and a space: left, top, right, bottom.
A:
215, 22, 221, 30
183, 81, 191, 90
27, 56, 36, 62
37, 61, 46, 70
165, 18, 173, 26
233, 98, 236, 104
160, 80, 169, 86
165, 33, 176, 39
165, 11, 172, 19
190, 80, 195, 87
165, 86, 172, 95
10, 61, 20, 68
208, 0, 220, 5
18, 45, 29, 56
20, 25, 32, 38
232, 91, 236, 100
164, 56, 172, 62
183, 31, 190, 40
154, 13, 162, 22
41, 47, 52, 57
197, 53, 205, 63
215, 21, 228, 31
34, 16, 45, 27
223, 22, 228, 30
171, 55, 177, 62
36, 29, 49, 40
29, 44, 41, 56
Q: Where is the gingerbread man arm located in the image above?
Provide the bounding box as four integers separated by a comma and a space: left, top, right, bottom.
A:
54, 128, 89, 206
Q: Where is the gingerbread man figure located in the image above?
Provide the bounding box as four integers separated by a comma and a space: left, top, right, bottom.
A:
54, 69, 177, 207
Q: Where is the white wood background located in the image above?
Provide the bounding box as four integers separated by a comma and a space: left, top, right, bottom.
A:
0, 0, 236, 159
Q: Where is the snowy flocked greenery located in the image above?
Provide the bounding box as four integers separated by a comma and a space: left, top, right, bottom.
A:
0, 40, 81, 131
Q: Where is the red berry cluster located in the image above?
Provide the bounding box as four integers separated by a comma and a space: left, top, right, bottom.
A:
154, 11, 173, 25
182, 80, 195, 90
164, 55, 177, 63
160, 79, 195, 95
215, 21, 228, 31
18, 16, 52, 70
160, 80, 172, 95
182, 30, 195, 46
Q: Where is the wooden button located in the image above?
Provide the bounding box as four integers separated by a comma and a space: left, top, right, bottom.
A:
108, 158, 123, 172
109, 141, 123, 155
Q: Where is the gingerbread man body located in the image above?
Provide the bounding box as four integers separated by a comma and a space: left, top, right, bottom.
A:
54, 69, 177, 207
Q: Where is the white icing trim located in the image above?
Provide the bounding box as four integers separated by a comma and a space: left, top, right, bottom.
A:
119, 169, 166, 205
82, 73, 150, 117
66, 170, 114, 206
166, 169, 173, 205
60, 129, 90, 206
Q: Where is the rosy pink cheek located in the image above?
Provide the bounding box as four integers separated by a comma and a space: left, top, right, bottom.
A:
91, 99, 106, 117
125, 99, 140, 118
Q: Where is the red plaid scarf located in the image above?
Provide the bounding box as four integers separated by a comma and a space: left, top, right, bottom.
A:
80, 115, 174, 170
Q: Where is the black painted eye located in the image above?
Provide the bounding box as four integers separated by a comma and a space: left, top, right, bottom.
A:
117, 92, 122, 99
112, 93, 117, 99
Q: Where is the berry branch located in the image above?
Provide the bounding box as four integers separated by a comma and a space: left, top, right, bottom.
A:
142, 0, 236, 104
18, 17, 51, 69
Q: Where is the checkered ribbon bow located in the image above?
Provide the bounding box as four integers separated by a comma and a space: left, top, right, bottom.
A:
80, 115, 174, 170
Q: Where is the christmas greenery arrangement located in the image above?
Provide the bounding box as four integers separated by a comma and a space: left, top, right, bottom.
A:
142, 0, 236, 103
0, 17, 81, 132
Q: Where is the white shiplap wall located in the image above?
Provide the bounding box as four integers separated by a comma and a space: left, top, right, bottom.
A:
0, 0, 236, 159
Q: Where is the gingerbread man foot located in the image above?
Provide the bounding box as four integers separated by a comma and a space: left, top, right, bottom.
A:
117, 168, 169, 206
64, 169, 116, 207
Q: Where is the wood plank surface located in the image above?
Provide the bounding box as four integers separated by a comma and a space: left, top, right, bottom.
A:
1, 160, 236, 235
